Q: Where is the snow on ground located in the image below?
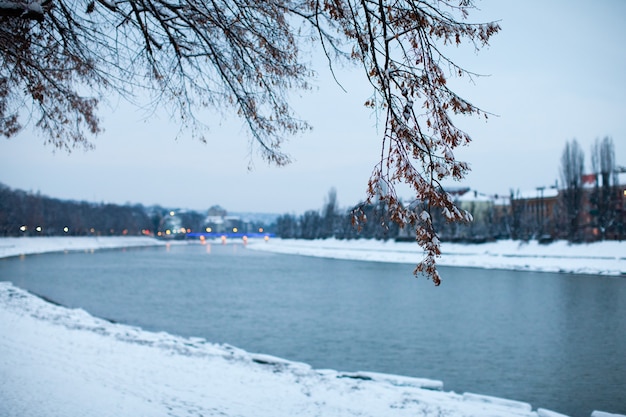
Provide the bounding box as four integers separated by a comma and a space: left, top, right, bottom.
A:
0, 236, 170, 259
2, 236, 624, 276
247, 238, 626, 276
1, 236, 625, 417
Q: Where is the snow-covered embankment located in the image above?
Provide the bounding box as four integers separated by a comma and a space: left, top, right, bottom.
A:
247, 238, 626, 276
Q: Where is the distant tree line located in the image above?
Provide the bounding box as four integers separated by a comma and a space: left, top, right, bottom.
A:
273, 188, 505, 242
0, 183, 271, 238
553, 136, 625, 241
505, 137, 625, 243
274, 137, 625, 244
3, 134, 623, 243
275, 189, 403, 241
0, 183, 155, 237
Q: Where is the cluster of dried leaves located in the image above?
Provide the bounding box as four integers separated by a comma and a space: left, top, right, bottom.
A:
1, 0, 499, 284
314, 0, 500, 284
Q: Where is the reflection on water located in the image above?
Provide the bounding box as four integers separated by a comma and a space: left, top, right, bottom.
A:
1, 243, 625, 417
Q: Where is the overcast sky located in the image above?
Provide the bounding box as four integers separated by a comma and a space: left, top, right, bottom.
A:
1, 0, 625, 215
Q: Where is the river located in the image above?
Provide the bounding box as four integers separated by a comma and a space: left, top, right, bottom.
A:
1, 242, 625, 416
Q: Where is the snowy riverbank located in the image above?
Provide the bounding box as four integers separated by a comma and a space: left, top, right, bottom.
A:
2, 236, 625, 275
1, 237, 625, 417
0, 236, 170, 259
2, 281, 623, 417
247, 238, 626, 276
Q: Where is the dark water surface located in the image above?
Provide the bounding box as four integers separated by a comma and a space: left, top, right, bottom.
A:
2, 243, 625, 416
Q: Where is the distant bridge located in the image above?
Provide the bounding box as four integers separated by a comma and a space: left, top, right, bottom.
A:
186, 232, 275, 239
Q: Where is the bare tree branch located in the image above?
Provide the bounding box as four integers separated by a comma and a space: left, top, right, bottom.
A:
1, 0, 499, 283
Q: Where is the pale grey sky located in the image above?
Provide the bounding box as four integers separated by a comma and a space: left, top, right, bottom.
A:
1, 0, 625, 214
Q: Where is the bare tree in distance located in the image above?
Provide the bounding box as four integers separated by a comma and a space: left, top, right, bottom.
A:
591, 136, 616, 188
560, 139, 585, 242
322, 187, 338, 238
1, 0, 500, 284
590, 136, 617, 238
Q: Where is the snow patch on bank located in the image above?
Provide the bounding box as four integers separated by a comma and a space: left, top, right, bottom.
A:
0, 236, 169, 259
